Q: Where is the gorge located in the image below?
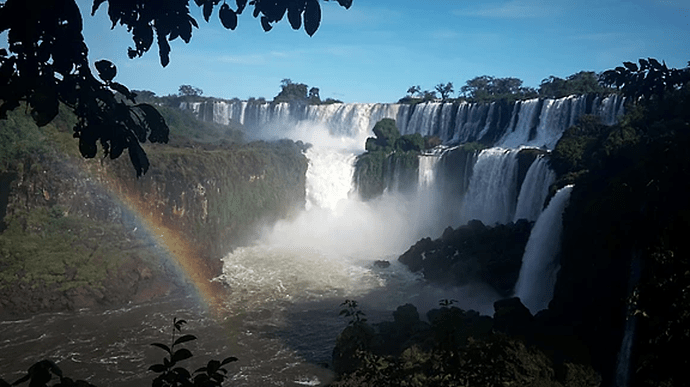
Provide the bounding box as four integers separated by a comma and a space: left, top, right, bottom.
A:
2, 89, 681, 386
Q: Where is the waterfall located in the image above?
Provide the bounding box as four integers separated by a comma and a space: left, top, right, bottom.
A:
181, 94, 624, 150
461, 148, 520, 225
514, 185, 574, 313
304, 146, 356, 210
615, 253, 642, 387
418, 147, 446, 189
513, 155, 556, 222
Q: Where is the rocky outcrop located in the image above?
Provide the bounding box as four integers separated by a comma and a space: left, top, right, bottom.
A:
331, 300, 600, 387
398, 219, 533, 297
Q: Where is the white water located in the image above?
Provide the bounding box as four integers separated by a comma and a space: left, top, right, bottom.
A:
219, 124, 495, 316
461, 148, 520, 225
514, 155, 556, 222
514, 185, 574, 313
184, 94, 624, 147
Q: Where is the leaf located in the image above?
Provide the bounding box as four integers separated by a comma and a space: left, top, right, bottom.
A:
133, 103, 169, 143
221, 356, 238, 365
236, 0, 247, 14
91, 0, 107, 16
206, 359, 221, 374
156, 29, 171, 67
303, 0, 320, 36
151, 343, 172, 354
203, 1, 213, 22
148, 364, 167, 373
172, 367, 191, 379
287, 2, 302, 30
260, 16, 272, 31
174, 334, 197, 346
95, 60, 117, 82
335, 0, 352, 9
79, 135, 98, 159
219, 4, 238, 30
110, 82, 135, 101
172, 348, 193, 363
623, 61, 638, 72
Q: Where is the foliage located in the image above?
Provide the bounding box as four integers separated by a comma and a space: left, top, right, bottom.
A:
600, 58, 690, 101
355, 119, 424, 199
178, 85, 203, 97
370, 118, 400, 151
434, 82, 454, 101
0, 207, 135, 290
539, 71, 606, 98
273, 79, 332, 104
548, 58, 690, 385
460, 76, 537, 103
0, 0, 350, 176
332, 302, 571, 387
0, 318, 237, 387
149, 318, 238, 387
340, 299, 367, 325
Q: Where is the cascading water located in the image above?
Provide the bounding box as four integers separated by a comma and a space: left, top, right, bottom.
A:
182, 94, 624, 148
513, 155, 556, 222
461, 148, 520, 225
3, 94, 627, 386
514, 185, 574, 313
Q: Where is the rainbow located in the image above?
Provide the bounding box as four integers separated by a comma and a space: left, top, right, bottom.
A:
98, 168, 227, 315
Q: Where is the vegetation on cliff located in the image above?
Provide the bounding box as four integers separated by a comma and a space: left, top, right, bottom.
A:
354, 118, 430, 200
331, 300, 600, 387
546, 59, 690, 385
0, 97, 308, 315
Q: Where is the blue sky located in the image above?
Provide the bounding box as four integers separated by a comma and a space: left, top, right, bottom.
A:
77, 0, 689, 103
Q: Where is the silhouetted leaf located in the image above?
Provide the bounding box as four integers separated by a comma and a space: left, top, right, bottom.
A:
148, 364, 167, 373
260, 16, 272, 31
335, 0, 352, 9
172, 367, 191, 379
206, 359, 221, 374
623, 61, 638, 72
174, 334, 197, 346
236, 0, 247, 14
221, 356, 239, 365
304, 0, 321, 36
172, 348, 193, 363
156, 29, 171, 67
95, 59, 117, 82
219, 4, 238, 30
91, 0, 107, 16
287, 2, 302, 30
110, 82, 135, 101
203, 1, 213, 22
151, 343, 172, 354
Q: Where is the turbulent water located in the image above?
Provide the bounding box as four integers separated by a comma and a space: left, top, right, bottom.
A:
2, 95, 624, 386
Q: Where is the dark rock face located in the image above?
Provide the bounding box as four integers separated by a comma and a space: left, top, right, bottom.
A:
398, 219, 533, 297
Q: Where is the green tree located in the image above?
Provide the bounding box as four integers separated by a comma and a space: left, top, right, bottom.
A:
406, 85, 421, 97
0, 0, 352, 175
539, 71, 604, 98
274, 80, 310, 103
434, 82, 454, 101
178, 85, 203, 97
